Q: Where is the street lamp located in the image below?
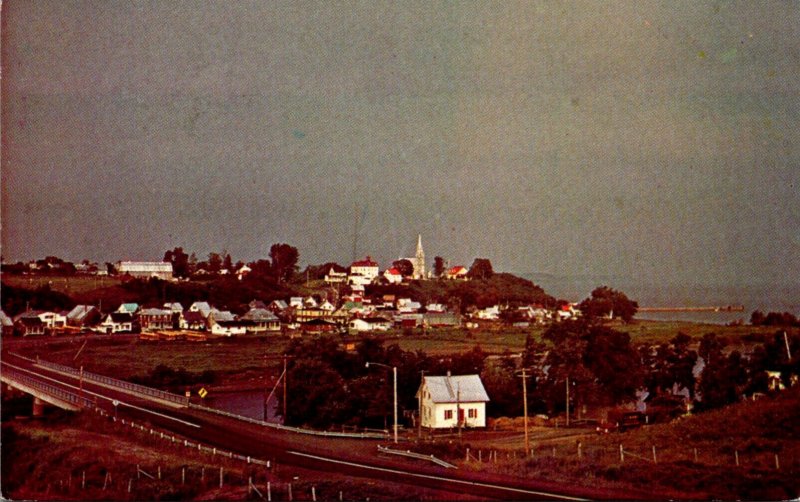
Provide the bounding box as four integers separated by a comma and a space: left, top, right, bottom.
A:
366, 362, 398, 444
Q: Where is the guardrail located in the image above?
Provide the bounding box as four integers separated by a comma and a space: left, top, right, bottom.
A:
2, 366, 95, 409
29, 356, 189, 407
188, 402, 389, 439
377, 445, 457, 469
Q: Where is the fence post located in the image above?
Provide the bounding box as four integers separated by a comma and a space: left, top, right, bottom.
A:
82, 471, 86, 490
248, 477, 253, 496
652, 446, 657, 464
312, 486, 317, 501
137, 464, 141, 480
775, 454, 780, 470
578, 442, 582, 459
735, 450, 739, 467
288, 483, 293, 501
694, 448, 698, 463
201, 467, 205, 482
466, 447, 470, 462
128, 478, 132, 493
219, 467, 224, 488
619, 444, 624, 463
478, 450, 482, 462
182, 467, 185, 485
158, 466, 161, 480
268, 482, 272, 502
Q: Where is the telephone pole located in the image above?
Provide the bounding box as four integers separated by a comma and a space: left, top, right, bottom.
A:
518, 368, 531, 453
565, 376, 570, 427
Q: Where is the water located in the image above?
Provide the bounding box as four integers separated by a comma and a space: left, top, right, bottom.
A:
204, 389, 283, 424
524, 273, 800, 325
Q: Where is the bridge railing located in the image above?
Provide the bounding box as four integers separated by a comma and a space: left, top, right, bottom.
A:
31, 357, 189, 407
188, 402, 389, 439
3, 366, 95, 409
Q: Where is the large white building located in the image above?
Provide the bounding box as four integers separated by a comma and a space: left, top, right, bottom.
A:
116, 261, 174, 280
417, 374, 489, 429
348, 256, 379, 286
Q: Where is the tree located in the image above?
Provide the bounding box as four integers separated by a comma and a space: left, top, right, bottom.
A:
696, 333, 738, 411
433, 256, 445, 278
270, 243, 299, 283
207, 253, 222, 273
578, 286, 638, 323
392, 259, 414, 277
222, 252, 234, 273
467, 258, 494, 280
163, 247, 190, 278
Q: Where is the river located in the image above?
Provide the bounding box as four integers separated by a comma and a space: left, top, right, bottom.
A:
204, 389, 283, 424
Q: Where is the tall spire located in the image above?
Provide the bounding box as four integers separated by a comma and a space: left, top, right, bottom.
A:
415, 234, 425, 279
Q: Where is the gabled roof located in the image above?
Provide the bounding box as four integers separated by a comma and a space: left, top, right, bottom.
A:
139, 308, 172, 316
210, 309, 236, 322
190, 302, 212, 315
249, 300, 267, 309
108, 312, 133, 323
447, 265, 468, 275
0, 310, 13, 327
66, 305, 98, 321
351, 256, 378, 268
241, 308, 279, 322
270, 300, 289, 310
163, 302, 184, 312
385, 268, 401, 276
420, 375, 489, 403
182, 310, 206, 323
117, 303, 139, 314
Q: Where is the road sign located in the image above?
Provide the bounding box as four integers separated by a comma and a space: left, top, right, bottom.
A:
198, 388, 208, 398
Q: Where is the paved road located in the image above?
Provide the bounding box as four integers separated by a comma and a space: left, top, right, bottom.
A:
2, 352, 657, 500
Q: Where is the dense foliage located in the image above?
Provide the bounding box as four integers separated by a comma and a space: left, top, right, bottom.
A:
578, 286, 638, 322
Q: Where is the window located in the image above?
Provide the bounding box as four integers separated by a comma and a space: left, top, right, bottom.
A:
468, 408, 478, 419
444, 409, 453, 420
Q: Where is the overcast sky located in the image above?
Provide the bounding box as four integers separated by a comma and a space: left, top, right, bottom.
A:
2, 1, 798, 286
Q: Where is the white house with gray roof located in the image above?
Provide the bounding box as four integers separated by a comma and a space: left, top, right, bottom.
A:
416, 374, 489, 429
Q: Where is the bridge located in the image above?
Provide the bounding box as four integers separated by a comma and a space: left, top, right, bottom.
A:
1, 352, 653, 500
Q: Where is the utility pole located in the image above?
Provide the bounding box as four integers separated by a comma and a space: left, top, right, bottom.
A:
418, 370, 424, 439
565, 376, 570, 428
784, 331, 792, 361
519, 368, 530, 452
283, 355, 288, 421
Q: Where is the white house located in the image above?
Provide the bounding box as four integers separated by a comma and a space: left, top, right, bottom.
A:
475, 306, 500, 320
445, 265, 468, 280
117, 261, 174, 280
349, 256, 379, 286
37, 311, 67, 329
99, 313, 134, 334
348, 317, 392, 333
383, 267, 403, 284
324, 267, 347, 284
417, 374, 489, 429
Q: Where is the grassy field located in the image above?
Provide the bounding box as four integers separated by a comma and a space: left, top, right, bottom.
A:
1, 403, 472, 501
2, 275, 123, 295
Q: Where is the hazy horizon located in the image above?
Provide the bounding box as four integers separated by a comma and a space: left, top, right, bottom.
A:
3, 1, 798, 287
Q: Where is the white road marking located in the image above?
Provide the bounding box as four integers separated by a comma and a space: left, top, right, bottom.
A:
2, 361, 201, 428
287, 451, 590, 501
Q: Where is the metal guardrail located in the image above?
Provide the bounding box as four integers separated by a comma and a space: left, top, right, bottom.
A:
2, 366, 94, 409
32, 357, 189, 406
377, 445, 457, 469
188, 402, 389, 439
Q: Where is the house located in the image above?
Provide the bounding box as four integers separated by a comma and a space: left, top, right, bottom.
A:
116, 303, 140, 315
240, 308, 281, 333
189, 302, 212, 317
426, 303, 446, 313
289, 297, 304, 309
318, 300, 335, 312
423, 312, 461, 328
14, 312, 46, 336
236, 265, 252, 280
348, 256, 379, 286
210, 320, 247, 336
116, 261, 174, 280
417, 374, 489, 429
180, 310, 207, 331
397, 299, 422, 313
248, 299, 267, 310
268, 300, 289, 315
66, 305, 102, 328
303, 296, 319, 308
100, 313, 134, 334
348, 317, 392, 333
475, 306, 500, 320
395, 313, 424, 329
300, 318, 339, 334
445, 265, 468, 280
383, 267, 403, 284
1, 310, 14, 337
163, 302, 184, 313
324, 267, 347, 284
37, 311, 67, 329
138, 308, 174, 331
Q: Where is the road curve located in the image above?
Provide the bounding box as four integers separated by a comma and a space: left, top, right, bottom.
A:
2, 352, 661, 500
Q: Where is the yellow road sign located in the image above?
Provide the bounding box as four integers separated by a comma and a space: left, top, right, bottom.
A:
198, 388, 208, 398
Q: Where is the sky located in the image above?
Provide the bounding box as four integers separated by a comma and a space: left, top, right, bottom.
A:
2, 1, 798, 287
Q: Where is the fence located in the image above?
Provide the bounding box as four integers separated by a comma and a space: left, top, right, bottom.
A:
29, 355, 189, 407
2, 366, 95, 409
377, 445, 457, 468
188, 402, 390, 439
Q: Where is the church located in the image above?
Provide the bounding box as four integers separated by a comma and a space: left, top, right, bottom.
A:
404, 234, 426, 280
